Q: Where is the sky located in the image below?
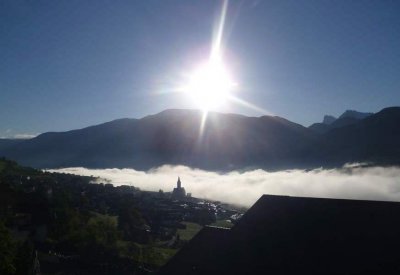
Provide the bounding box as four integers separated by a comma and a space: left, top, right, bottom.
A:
1, 0, 399, 138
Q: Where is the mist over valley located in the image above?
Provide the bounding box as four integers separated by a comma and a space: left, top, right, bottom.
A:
49, 164, 400, 207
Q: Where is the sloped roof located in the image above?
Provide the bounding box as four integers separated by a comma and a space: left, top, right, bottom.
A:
159, 195, 400, 275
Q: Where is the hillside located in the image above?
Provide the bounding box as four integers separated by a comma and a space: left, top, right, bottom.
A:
0, 110, 316, 170
309, 110, 373, 134
308, 107, 400, 166
0, 107, 399, 170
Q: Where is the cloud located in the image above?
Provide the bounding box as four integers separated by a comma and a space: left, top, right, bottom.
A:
0, 129, 39, 139
47, 165, 400, 207
13, 133, 38, 139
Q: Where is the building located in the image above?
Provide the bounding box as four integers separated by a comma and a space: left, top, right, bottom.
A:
159, 195, 400, 274
171, 177, 186, 200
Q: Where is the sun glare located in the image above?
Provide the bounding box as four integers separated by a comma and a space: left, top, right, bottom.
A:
176, 0, 266, 118
185, 58, 235, 111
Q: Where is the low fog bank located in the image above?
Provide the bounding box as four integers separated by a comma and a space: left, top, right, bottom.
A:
47, 165, 400, 207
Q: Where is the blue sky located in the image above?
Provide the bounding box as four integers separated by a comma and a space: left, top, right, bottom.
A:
1, 0, 399, 137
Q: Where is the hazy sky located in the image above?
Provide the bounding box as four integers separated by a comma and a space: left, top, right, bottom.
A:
1, 0, 399, 137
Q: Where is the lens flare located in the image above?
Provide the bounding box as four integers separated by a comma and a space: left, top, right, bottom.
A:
185, 57, 235, 111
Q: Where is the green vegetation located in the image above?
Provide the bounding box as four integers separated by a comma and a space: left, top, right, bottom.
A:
0, 161, 5, 173
177, 222, 203, 241
0, 158, 231, 274
211, 219, 234, 228
0, 158, 154, 274
135, 243, 177, 267
0, 222, 16, 274
0, 221, 37, 275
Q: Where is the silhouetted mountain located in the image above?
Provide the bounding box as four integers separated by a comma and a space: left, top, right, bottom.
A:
308, 123, 331, 134
0, 107, 399, 170
322, 115, 336, 125
308, 115, 337, 134
0, 139, 24, 152
309, 107, 400, 166
309, 109, 374, 134
339, 110, 373, 120
0, 110, 316, 170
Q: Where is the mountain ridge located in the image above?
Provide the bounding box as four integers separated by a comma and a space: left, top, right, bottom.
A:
0, 107, 399, 171
309, 109, 374, 134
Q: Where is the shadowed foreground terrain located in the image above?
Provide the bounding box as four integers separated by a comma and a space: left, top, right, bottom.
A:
160, 195, 400, 275
0, 158, 240, 274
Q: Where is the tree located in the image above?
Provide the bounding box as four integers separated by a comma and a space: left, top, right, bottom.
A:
118, 206, 147, 242
0, 222, 16, 275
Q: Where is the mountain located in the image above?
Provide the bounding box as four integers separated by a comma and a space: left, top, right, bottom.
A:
0, 139, 24, 152
308, 123, 330, 134
339, 110, 373, 120
323, 115, 336, 125
308, 107, 400, 166
0, 107, 399, 171
309, 110, 373, 134
0, 110, 316, 170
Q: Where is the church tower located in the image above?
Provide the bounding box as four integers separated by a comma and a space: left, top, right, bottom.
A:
172, 177, 186, 199
177, 177, 181, 189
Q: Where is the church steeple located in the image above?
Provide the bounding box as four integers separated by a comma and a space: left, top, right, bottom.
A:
172, 176, 186, 200
177, 177, 181, 189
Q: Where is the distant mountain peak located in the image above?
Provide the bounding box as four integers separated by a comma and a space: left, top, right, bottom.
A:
339, 110, 373, 120
1, 107, 399, 170
322, 115, 336, 125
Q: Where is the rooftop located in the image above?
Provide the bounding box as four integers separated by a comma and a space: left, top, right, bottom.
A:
159, 195, 400, 275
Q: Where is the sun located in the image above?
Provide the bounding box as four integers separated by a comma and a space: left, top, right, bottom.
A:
184, 57, 235, 111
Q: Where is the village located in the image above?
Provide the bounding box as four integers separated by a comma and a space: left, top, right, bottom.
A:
0, 158, 244, 274
81, 176, 244, 243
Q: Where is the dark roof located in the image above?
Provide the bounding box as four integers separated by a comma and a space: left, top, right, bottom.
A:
159, 195, 400, 275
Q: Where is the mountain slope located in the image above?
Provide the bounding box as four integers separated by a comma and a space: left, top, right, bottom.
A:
309, 110, 373, 134
339, 110, 373, 120
0, 139, 24, 152
1, 107, 399, 171
323, 115, 336, 125
309, 107, 400, 165
0, 110, 316, 170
